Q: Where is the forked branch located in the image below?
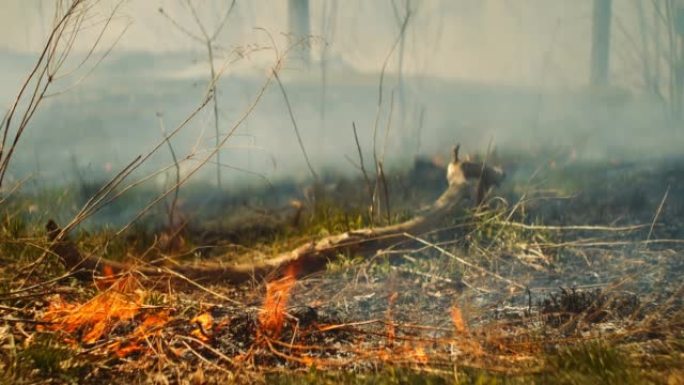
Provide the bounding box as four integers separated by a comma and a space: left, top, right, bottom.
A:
47, 146, 504, 286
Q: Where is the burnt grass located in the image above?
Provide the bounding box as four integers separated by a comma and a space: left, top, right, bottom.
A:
1, 151, 683, 384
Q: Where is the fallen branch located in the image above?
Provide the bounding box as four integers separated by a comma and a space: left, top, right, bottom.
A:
47, 146, 504, 286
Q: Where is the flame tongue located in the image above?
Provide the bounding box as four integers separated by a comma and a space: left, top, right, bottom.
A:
258, 265, 298, 339
451, 306, 467, 335
386, 292, 398, 345
413, 345, 428, 364
40, 275, 169, 357
42, 291, 140, 344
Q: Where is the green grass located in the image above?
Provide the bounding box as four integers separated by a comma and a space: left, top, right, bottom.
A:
1, 155, 683, 384
543, 342, 647, 385
5, 335, 90, 385
266, 341, 676, 385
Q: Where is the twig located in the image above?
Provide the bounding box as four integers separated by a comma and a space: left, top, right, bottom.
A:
0, 318, 56, 325
161, 0, 237, 189
352, 122, 373, 206
158, 113, 181, 228
415, 105, 425, 157
0, 305, 24, 313
114, 63, 275, 236
0, 175, 32, 205
378, 161, 391, 223
47, 2, 130, 96
181, 341, 236, 375
209, 160, 273, 188
389, 266, 457, 284
46, 147, 505, 286
370, 13, 412, 224
273, 71, 318, 181
538, 239, 684, 248
647, 185, 670, 241
160, 268, 247, 307
179, 335, 236, 366
405, 233, 526, 290
61, 23, 266, 238
377, 91, 395, 223
499, 222, 648, 232
0, 0, 113, 189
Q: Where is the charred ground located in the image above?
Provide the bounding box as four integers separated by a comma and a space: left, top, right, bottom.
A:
1, 150, 683, 384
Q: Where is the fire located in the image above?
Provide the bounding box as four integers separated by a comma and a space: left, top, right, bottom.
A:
102, 264, 115, 277
386, 292, 398, 345
451, 306, 467, 334
258, 264, 297, 339
412, 345, 429, 364
300, 355, 315, 367
191, 312, 214, 342
95, 264, 116, 290
95, 265, 139, 291
449, 305, 485, 357
110, 310, 170, 357
42, 291, 139, 344
40, 275, 169, 357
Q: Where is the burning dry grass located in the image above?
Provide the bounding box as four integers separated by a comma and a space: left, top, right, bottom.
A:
38, 274, 171, 358
9, 238, 678, 383
258, 265, 297, 340
2, 224, 683, 383
1, 156, 684, 383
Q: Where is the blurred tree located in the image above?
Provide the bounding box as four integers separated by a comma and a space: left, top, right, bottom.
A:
288, 0, 310, 67
674, 2, 684, 119
159, 0, 237, 189
591, 0, 612, 86
319, 0, 338, 123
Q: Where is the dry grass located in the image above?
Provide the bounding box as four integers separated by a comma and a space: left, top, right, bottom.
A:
1, 153, 683, 384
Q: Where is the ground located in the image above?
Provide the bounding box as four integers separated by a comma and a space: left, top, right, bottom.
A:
1, 149, 683, 384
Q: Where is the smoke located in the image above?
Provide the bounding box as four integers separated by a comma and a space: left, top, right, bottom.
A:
1, 0, 683, 191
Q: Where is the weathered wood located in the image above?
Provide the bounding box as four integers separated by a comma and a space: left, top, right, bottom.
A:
47, 148, 504, 285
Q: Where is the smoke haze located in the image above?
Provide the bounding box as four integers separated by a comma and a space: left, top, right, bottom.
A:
1, 0, 683, 190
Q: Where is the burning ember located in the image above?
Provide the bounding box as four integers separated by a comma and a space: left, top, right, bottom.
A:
190, 312, 214, 342
110, 310, 170, 357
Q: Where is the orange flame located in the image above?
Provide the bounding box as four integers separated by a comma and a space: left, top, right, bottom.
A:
42, 291, 139, 344
110, 310, 170, 357
386, 292, 398, 345
40, 275, 169, 357
190, 312, 214, 342
449, 305, 485, 357
258, 265, 297, 339
412, 345, 429, 364
94, 267, 142, 292
102, 265, 115, 278
450, 306, 467, 335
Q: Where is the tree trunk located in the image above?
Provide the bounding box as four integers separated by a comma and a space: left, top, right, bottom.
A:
591, 0, 612, 86
288, 0, 310, 67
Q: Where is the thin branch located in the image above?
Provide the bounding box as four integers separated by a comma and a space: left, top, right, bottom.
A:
647, 185, 670, 241
0, 0, 117, 189
406, 233, 526, 290
158, 113, 181, 228
114, 64, 276, 236
210, 0, 237, 41
274, 71, 318, 182
158, 7, 203, 43
352, 122, 373, 205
